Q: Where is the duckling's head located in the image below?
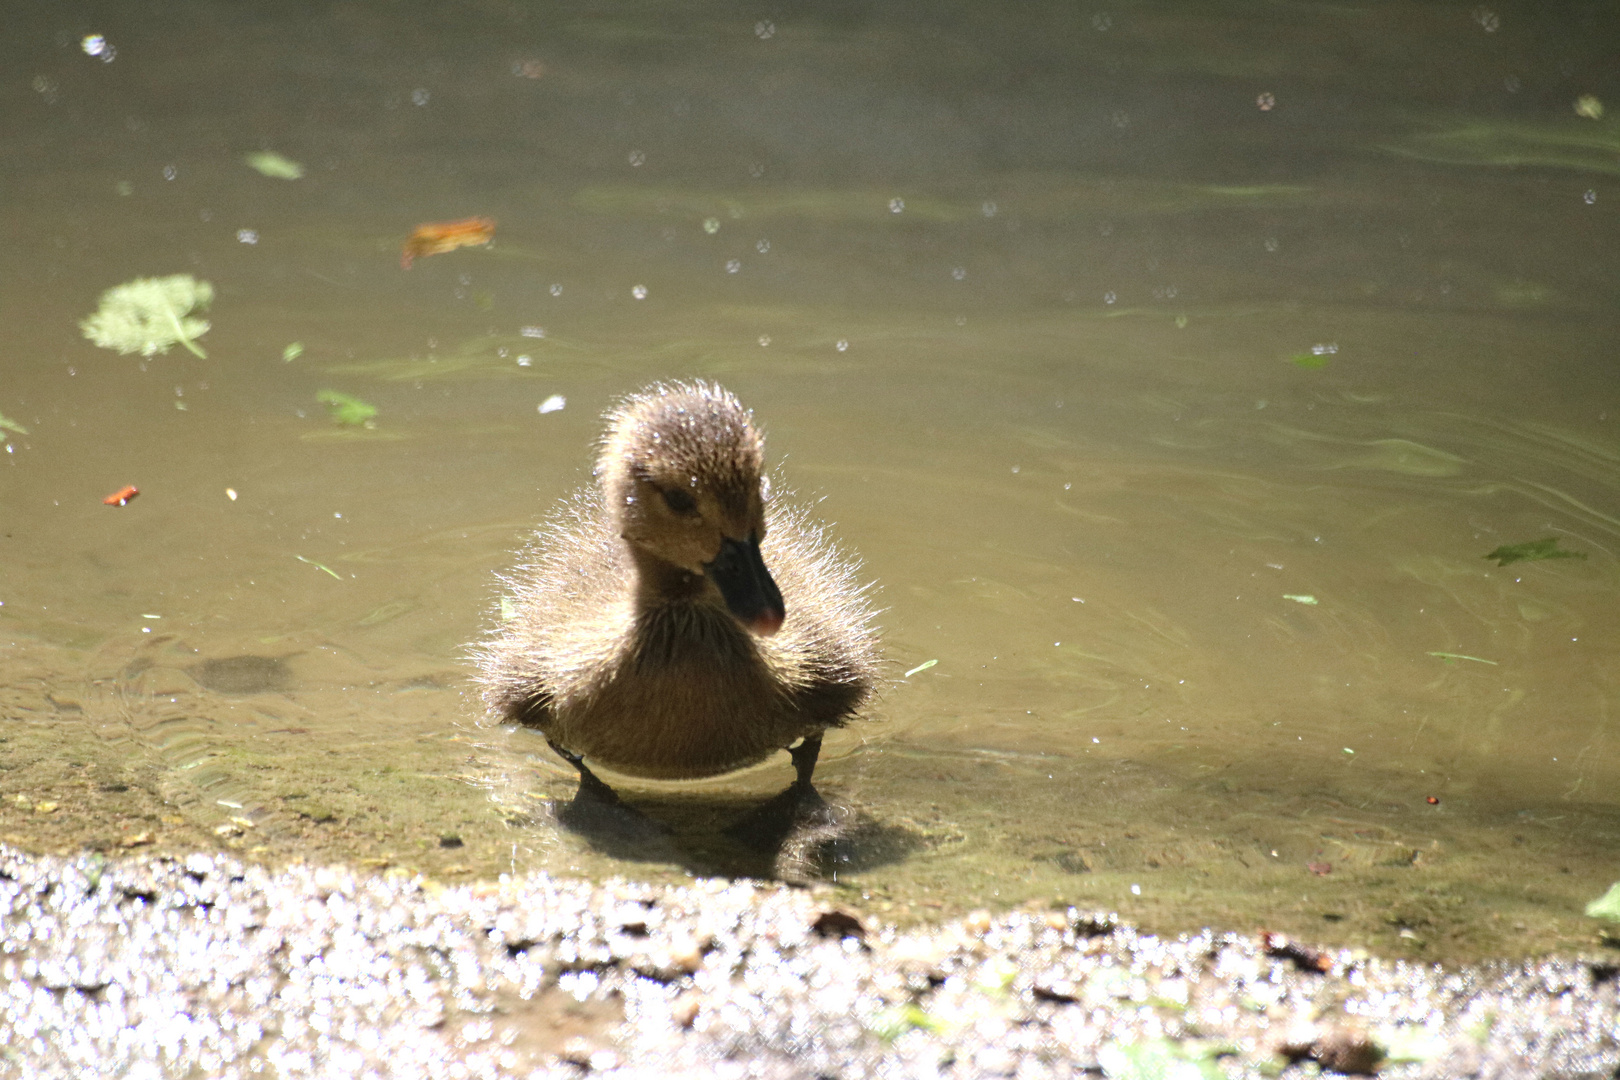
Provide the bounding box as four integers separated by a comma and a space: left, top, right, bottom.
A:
598, 381, 784, 636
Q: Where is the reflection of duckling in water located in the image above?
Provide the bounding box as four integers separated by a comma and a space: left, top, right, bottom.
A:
474, 381, 880, 846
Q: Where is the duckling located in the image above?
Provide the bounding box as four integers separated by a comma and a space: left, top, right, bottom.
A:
474, 381, 880, 818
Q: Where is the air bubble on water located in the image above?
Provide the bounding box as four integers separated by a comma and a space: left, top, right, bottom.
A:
497, 347, 508, 358
1111, 110, 1130, 128
1472, 7, 1500, 31
627, 150, 645, 167
516, 355, 532, 367
1092, 13, 1112, 30
236, 229, 258, 245
1311, 343, 1338, 355
1504, 74, 1521, 93
1104, 291, 1116, 304
1584, 190, 1597, 205
82, 35, 115, 61
756, 239, 770, 253
1099, 222, 1113, 236
521, 326, 545, 338
951, 267, 967, 281
726, 259, 741, 274
889, 197, 904, 214
538, 395, 566, 414
1264, 237, 1280, 252
703, 218, 721, 234
162, 165, 177, 181
631, 284, 648, 299
411, 88, 430, 105
549, 284, 563, 296
835, 340, 849, 352
32, 76, 58, 103
1010, 465, 1020, 474
755, 20, 775, 39
1257, 92, 1275, 111
981, 200, 998, 217
758, 335, 771, 347
748, 162, 766, 178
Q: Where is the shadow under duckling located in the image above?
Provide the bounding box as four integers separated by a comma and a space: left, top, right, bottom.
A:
473, 381, 881, 877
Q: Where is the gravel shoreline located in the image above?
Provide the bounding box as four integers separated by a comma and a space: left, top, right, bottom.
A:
1, 845, 1615, 1079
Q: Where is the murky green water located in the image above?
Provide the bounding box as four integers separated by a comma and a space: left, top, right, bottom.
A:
3, 1, 1619, 960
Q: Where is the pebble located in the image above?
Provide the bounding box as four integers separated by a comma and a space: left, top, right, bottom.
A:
0, 844, 1615, 1078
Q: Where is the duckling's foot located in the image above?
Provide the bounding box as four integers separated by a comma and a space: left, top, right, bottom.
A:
547, 740, 675, 856
725, 736, 850, 882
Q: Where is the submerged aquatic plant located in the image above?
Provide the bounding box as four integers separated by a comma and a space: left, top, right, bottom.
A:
1383, 119, 1620, 177
1586, 881, 1620, 921
81, 274, 213, 358
316, 389, 377, 427
0, 410, 28, 436
1484, 537, 1587, 567
243, 151, 304, 179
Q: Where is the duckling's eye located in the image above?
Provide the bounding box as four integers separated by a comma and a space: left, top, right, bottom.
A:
661, 487, 697, 515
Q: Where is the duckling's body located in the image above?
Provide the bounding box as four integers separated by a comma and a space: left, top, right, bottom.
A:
475, 382, 879, 788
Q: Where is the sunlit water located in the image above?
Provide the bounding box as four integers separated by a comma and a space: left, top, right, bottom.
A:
3, 1, 1618, 959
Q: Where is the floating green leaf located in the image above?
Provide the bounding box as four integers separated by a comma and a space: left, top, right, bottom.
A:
295, 555, 342, 580
0, 411, 27, 436
1586, 881, 1620, 921
316, 390, 377, 427
1484, 538, 1587, 567
81, 275, 213, 358
244, 151, 305, 180
1282, 594, 1318, 605
282, 342, 305, 362
903, 659, 938, 678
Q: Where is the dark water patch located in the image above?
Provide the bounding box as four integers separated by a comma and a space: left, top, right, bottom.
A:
190, 656, 292, 695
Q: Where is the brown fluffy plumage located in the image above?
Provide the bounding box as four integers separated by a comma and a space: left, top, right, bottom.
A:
473, 381, 880, 781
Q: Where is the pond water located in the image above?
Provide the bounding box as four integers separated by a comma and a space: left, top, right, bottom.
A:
3, 0, 1618, 960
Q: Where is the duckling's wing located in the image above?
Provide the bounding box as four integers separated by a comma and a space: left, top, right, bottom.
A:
758, 497, 882, 716
472, 488, 633, 725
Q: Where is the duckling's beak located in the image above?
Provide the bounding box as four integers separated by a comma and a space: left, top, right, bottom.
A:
704, 534, 785, 637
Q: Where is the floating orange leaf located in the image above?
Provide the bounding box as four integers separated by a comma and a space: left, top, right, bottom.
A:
103, 485, 139, 506
401, 216, 496, 269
